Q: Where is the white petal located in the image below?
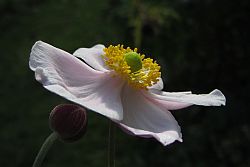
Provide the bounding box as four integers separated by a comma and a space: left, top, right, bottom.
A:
148, 89, 226, 107
73, 44, 109, 72
116, 85, 182, 146
148, 78, 164, 90
30, 41, 123, 121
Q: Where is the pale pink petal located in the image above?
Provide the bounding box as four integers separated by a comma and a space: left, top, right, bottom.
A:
30, 41, 123, 121
115, 85, 182, 146
73, 44, 109, 72
148, 78, 164, 90
146, 89, 226, 110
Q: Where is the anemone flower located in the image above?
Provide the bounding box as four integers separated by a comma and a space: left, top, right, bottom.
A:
29, 41, 226, 146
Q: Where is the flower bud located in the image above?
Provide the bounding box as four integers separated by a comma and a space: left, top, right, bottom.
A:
49, 104, 87, 142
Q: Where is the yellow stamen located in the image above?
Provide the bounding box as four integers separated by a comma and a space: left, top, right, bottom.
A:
102, 45, 161, 89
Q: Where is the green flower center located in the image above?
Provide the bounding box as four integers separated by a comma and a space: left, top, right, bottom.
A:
124, 52, 142, 73
103, 45, 161, 89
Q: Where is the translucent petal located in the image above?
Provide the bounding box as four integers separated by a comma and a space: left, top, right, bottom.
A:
148, 89, 226, 108
30, 41, 123, 121
116, 85, 182, 146
73, 44, 109, 72
148, 77, 164, 90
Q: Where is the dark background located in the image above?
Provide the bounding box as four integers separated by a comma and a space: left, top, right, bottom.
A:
0, 0, 249, 166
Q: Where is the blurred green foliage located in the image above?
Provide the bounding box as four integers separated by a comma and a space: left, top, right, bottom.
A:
0, 0, 249, 166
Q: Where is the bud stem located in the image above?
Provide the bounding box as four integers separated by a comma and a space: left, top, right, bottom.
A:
108, 121, 116, 167
32, 132, 58, 167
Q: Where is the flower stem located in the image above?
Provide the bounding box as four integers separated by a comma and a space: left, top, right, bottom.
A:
134, 16, 142, 48
32, 132, 58, 167
133, 0, 143, 48
108, 121, 116, 167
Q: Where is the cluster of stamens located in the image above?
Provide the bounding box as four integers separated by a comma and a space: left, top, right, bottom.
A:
102, 45, 161, 89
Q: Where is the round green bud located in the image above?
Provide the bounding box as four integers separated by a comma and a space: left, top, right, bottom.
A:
124, 52, 142, 73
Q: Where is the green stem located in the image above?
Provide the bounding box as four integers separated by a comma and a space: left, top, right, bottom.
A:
133, 0, 142, 48
134, 16, 142, 48
108, 121, 116, 167
32, 132, 58, 167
